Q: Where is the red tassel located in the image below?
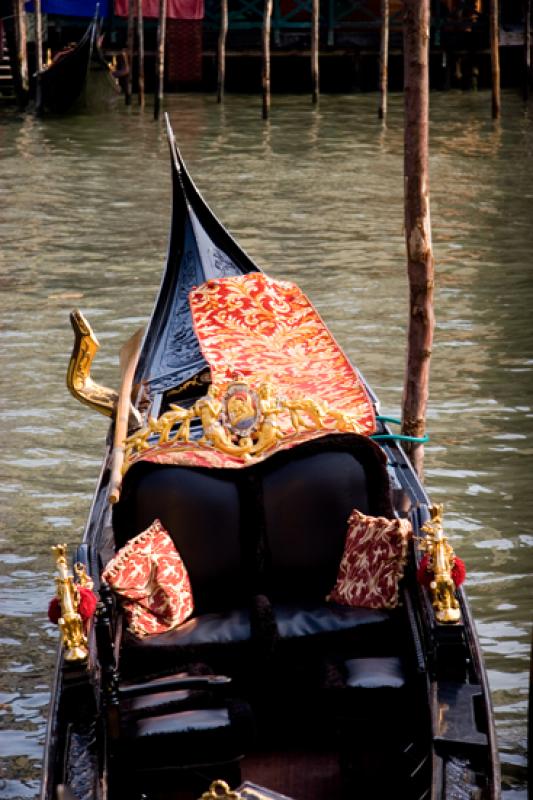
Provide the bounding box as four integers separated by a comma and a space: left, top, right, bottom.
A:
416, 554, 466, 588
48, 597, 61, 624
416, 554, 433, 587
451, 556, 466, 587
47, 588, 97, 624
78, 587, 98, 619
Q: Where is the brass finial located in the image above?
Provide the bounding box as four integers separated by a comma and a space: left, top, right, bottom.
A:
420, 504, 461, 624
199, 780, 241, 799
51, 544, 88, 662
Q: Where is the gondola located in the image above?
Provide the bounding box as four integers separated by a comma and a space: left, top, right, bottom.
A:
36, 19, 119, 114
41, 118, 500, 800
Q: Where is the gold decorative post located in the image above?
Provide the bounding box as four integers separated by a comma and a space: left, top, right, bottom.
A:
66, 309, 141, 427
199, 780, 241, 799
420, 505, 461, 624
51, 544, 89, 662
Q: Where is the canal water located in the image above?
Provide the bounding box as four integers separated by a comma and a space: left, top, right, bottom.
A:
0, 90, 531, 799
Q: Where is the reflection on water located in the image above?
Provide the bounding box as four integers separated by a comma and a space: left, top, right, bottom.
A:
0, 91, 531, 799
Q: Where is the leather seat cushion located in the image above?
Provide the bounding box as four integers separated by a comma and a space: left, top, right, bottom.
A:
120, 609, 251, 679
120, 700, 253, 771
120, 688, 214, 721
274, 603, 392, 640
262, 451, 370, 602
114, 463, 243, 614
344, 656, 405, 690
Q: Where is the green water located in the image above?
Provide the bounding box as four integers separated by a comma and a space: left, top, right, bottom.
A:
0, 90, 531, 798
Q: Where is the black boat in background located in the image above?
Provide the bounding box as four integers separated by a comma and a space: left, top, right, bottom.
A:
36, 19, 119, 113
40, 119, 500, 800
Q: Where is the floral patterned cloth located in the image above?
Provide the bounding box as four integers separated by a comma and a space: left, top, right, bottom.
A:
328, 510, 412, 609
128, 273, 376, 471
102, 519, 194, 637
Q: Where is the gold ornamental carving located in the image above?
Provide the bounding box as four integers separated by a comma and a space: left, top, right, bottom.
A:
51, 544, 89, 662
123, 376, 366, 470
67, 309, 141, 428
199, 781, 241, 800
420, 504, 461, 624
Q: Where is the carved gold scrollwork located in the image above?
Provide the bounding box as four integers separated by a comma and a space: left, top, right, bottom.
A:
420, 504, 461, 624
51, 544, 88, 662
67, 309, 141, 427
198, 781, 242, 800
123, 377, 366, 471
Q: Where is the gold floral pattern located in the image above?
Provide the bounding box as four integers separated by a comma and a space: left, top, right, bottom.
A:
127, 274, 376, 471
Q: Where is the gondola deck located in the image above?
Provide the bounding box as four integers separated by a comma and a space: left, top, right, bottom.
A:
40, 120, 499, 800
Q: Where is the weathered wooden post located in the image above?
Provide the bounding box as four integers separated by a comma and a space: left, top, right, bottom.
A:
217, 0, 228, 102
34, 0, 44, 110
262, 0, 273, 119
14, 0, 29, 95
401, 0, 434, 479
490, 0, 501, 117
311, 0, 319, 103
378, 0, 389, 118
524, 0, 531, 100
137, 0, 145, 107
34, 0, 44, 73
154, 0, 168, 120
126, 0, 135, 104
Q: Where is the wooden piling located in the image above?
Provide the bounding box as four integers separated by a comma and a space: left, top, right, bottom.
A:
378, 0, 388, 119
311, 0, 319, 103
34, 0, 43, 73
490, 0, 501, 118
401, 0, 434, 479
524, 0, 531, 100
262, 0, 273, 119
126, 0, 135, 105
154, 0, 167, 120
217, 0, 228, 102
136, 0, 145, 107
14, 0, 29, 95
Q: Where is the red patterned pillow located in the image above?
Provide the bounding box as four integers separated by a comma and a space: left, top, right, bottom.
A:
102, 519, 194, 637
327, 510, 412, 609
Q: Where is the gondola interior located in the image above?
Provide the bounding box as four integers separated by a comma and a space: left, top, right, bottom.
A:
42, 122, 498, 800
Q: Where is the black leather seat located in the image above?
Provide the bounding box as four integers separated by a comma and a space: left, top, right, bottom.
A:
114, 435, 395, 677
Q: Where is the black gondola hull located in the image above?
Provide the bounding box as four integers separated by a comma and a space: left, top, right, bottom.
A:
40, 122, 500, 800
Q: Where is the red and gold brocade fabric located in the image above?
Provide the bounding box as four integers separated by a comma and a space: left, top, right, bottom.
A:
102, 520, 194, 637
328, 511, 412, 609
130, 273, 376, 470
189, 273, 375, 431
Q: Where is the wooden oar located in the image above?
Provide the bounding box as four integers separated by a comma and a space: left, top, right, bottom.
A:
109, 327, 144, 504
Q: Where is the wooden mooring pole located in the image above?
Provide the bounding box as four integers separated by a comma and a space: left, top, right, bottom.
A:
14, 0, 29, 96
378, 0, 389, 119
34, 0, 43, 110
126, 0, 135, 104
402, 0, 434, 479
490, 0, 501, 118
311, 0, 319, 103
524, 0, 531, 100
34, 0, 43, 73
154, 0, 167, 120
217, 0, 228, 102
262, 0, 273, 119
137, 0, 145, 107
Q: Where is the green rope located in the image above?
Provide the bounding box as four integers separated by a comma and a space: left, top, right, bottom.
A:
371, 433, 430, 444
373, 415, 429, 443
